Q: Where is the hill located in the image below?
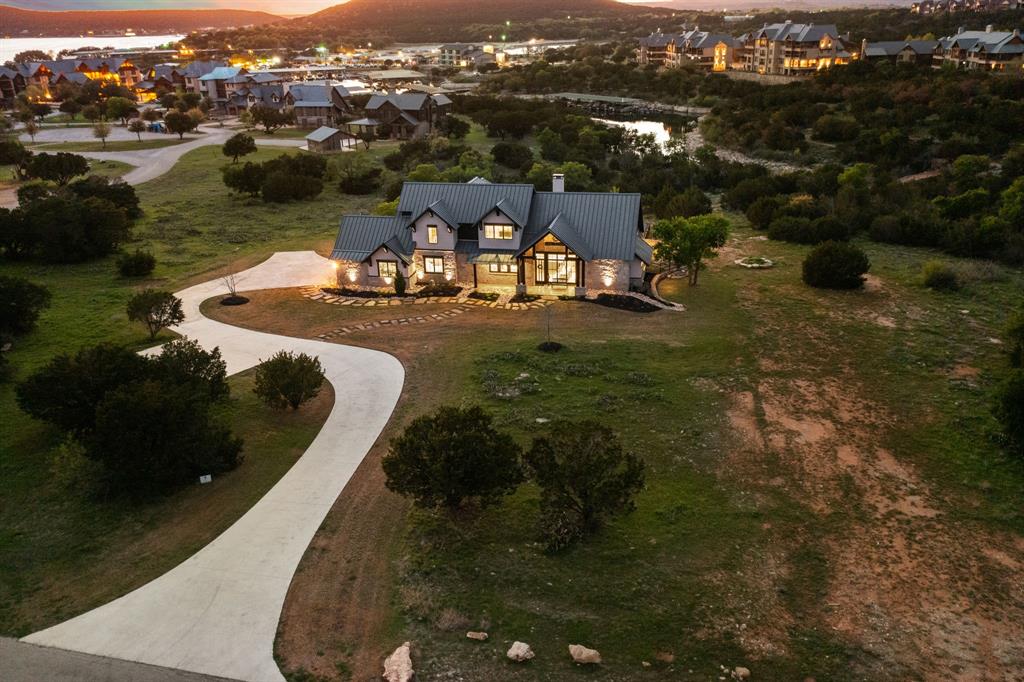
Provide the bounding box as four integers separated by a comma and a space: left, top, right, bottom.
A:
0, 5, 284, 37
186, 0, 673, 49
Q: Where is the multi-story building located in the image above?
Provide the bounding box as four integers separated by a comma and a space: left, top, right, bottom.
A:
737, 21, 851, 75
638, 32, 675, 66
934, 26, 1024, 71
860, 39, 939, 65
665, 27, 737, 71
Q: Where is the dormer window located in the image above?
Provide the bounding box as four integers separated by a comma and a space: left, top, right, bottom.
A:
484, 224, 513, 240
427, 225, 439, 244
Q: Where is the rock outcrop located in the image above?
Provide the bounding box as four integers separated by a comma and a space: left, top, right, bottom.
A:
569, 644, 601, 664
506, 641, 534, 662
382, 641, 413, 682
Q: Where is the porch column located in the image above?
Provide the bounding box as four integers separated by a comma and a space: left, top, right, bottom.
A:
516, 257, 526, 294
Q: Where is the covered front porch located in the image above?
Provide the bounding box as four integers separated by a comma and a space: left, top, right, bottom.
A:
466, 234, 588, 296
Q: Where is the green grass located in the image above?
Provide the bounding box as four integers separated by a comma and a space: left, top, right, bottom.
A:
30, 139, 188, 152
0, 370, 334, 635
0, 143, 385, 635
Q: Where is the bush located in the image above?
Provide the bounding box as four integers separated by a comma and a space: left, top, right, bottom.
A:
768, 215, 848, 244
126, 289, 184, 339
993, 370, 1024, 458
222, 162, 266, 197
261, 170, 323, 203
525, 422, 645, 550
89, 380, 242, 497
868, 212, 943, 248
0, 275, 51, 336
491, 141, 534, 169
802, 241, 870, 290
394, 269, 406, 296
921, 260, 960, 292
1006, 309, 1024, 369
382, 405, 524, 511
116, 249, 156, 277
253, 351, 325, 410
68, 175, 142, 219
222, 132, 257, 162
745, 195, 783, 230
13, 195, 130, 263
25, 152, 90, 185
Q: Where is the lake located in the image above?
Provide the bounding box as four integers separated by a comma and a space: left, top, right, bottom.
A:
593, 117, 694, 149
0, 35, 184, 63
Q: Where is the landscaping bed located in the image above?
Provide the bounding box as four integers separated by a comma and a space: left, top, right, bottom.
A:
321, 287, 387, 298
415, 284, 462, 298
511, 292, 540, 303
468, 291, 499, 302
588, 293, 661, 313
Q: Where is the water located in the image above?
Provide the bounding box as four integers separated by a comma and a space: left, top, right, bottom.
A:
0, 35, 184, 64
593, 117, 692, 149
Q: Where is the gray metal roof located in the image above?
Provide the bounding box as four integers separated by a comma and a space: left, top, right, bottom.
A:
330, 215, 411, 261
522, 192, 643, 261
336, 182, 645, 265
366, 92, 429, 112
396, 182, 535, 229
306, 126, 342, 143
753, 22, 840, 43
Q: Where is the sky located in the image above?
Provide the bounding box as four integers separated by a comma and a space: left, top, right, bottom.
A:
7, 0, 339, 13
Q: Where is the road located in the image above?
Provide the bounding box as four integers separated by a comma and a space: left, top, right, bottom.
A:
21, 252, 406, 682
18, 123, 307, 187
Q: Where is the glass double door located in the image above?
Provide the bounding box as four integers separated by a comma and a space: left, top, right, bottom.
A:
535, 253, 577, 285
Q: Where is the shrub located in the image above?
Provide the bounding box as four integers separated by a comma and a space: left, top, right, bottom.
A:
0, 275, 51, 336
525, 422, 645, 550
16, 195, 130, 263
261, 170, 323, 203
993, 370, 1024, 458
25, 152, 90, 185
253, 351, 325, 410
394, 269, 406, 296
802, 241, 870, 290
1006, 308, 1024, 369
921, 260, 960, 292
491, 141, 534, 169
16, 343, 149, 435
745, 195, 783, 230
151, 338, 230, 403
222, 162, 266, 197
768, 215, 848, 244
942, 216, 1007, 259
69, 175, 142, 219
89, 380, 242, 497
665, 186, 712, 218
868, 212, 943, 248
126, 289, 184, 339
116, 249, 156, 277
382, 405, 524, 511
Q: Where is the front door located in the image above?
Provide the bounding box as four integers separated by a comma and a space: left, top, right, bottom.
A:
535, 253, 577, 285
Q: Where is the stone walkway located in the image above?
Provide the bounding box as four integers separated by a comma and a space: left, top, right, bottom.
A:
315, 304, 477, 339
299, 287, 552, 311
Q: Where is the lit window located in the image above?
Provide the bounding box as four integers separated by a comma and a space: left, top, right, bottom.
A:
427, 224, 438, 244
487, 262, 518, 273
483, 223, 513, 240
424, 256, 444, 274
378, 260, 397, 278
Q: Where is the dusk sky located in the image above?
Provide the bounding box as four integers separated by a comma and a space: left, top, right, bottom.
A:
1, 0, 660, 14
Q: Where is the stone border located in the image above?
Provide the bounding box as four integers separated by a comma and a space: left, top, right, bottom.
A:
315, 305, 476, 339
300, 287, 552, 311
734, 257, 774, 269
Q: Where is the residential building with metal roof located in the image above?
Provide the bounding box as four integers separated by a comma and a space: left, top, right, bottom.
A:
331, 176, 651, 294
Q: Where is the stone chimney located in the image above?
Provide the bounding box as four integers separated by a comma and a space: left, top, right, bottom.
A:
552, 173, 565, 193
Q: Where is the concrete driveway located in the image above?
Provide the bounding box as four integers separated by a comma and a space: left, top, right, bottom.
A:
22, 252, 405, 682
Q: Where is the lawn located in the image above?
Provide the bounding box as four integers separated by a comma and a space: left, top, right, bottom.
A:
206, 227, 1024, 681
0, 143, 386, 634
30, 139, 188, 153
0, 370, 334, 635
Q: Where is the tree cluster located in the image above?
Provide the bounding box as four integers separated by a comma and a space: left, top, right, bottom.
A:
383, 405, 645, 550
16, 340, 242, 497
222, 152, 326, 203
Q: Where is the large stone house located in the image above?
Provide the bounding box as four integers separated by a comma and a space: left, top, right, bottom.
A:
330, 176, 652, 294
0, 66, 26, 105
736, 21, 851, 75
934, 26, 1024, 71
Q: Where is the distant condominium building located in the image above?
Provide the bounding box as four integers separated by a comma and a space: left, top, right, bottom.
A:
736, 21, 852, 75
639, 27, 737, 71
934, 25, 1024, 71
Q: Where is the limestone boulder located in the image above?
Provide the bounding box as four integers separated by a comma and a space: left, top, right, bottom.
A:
569, 644, 601, 664
466, 631, 488, 641
382, 641, 413, 682
506, 641, 534, 662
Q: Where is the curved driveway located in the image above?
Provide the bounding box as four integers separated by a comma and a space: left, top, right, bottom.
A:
22, 252, 405, 682
21, 123, 307, 186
